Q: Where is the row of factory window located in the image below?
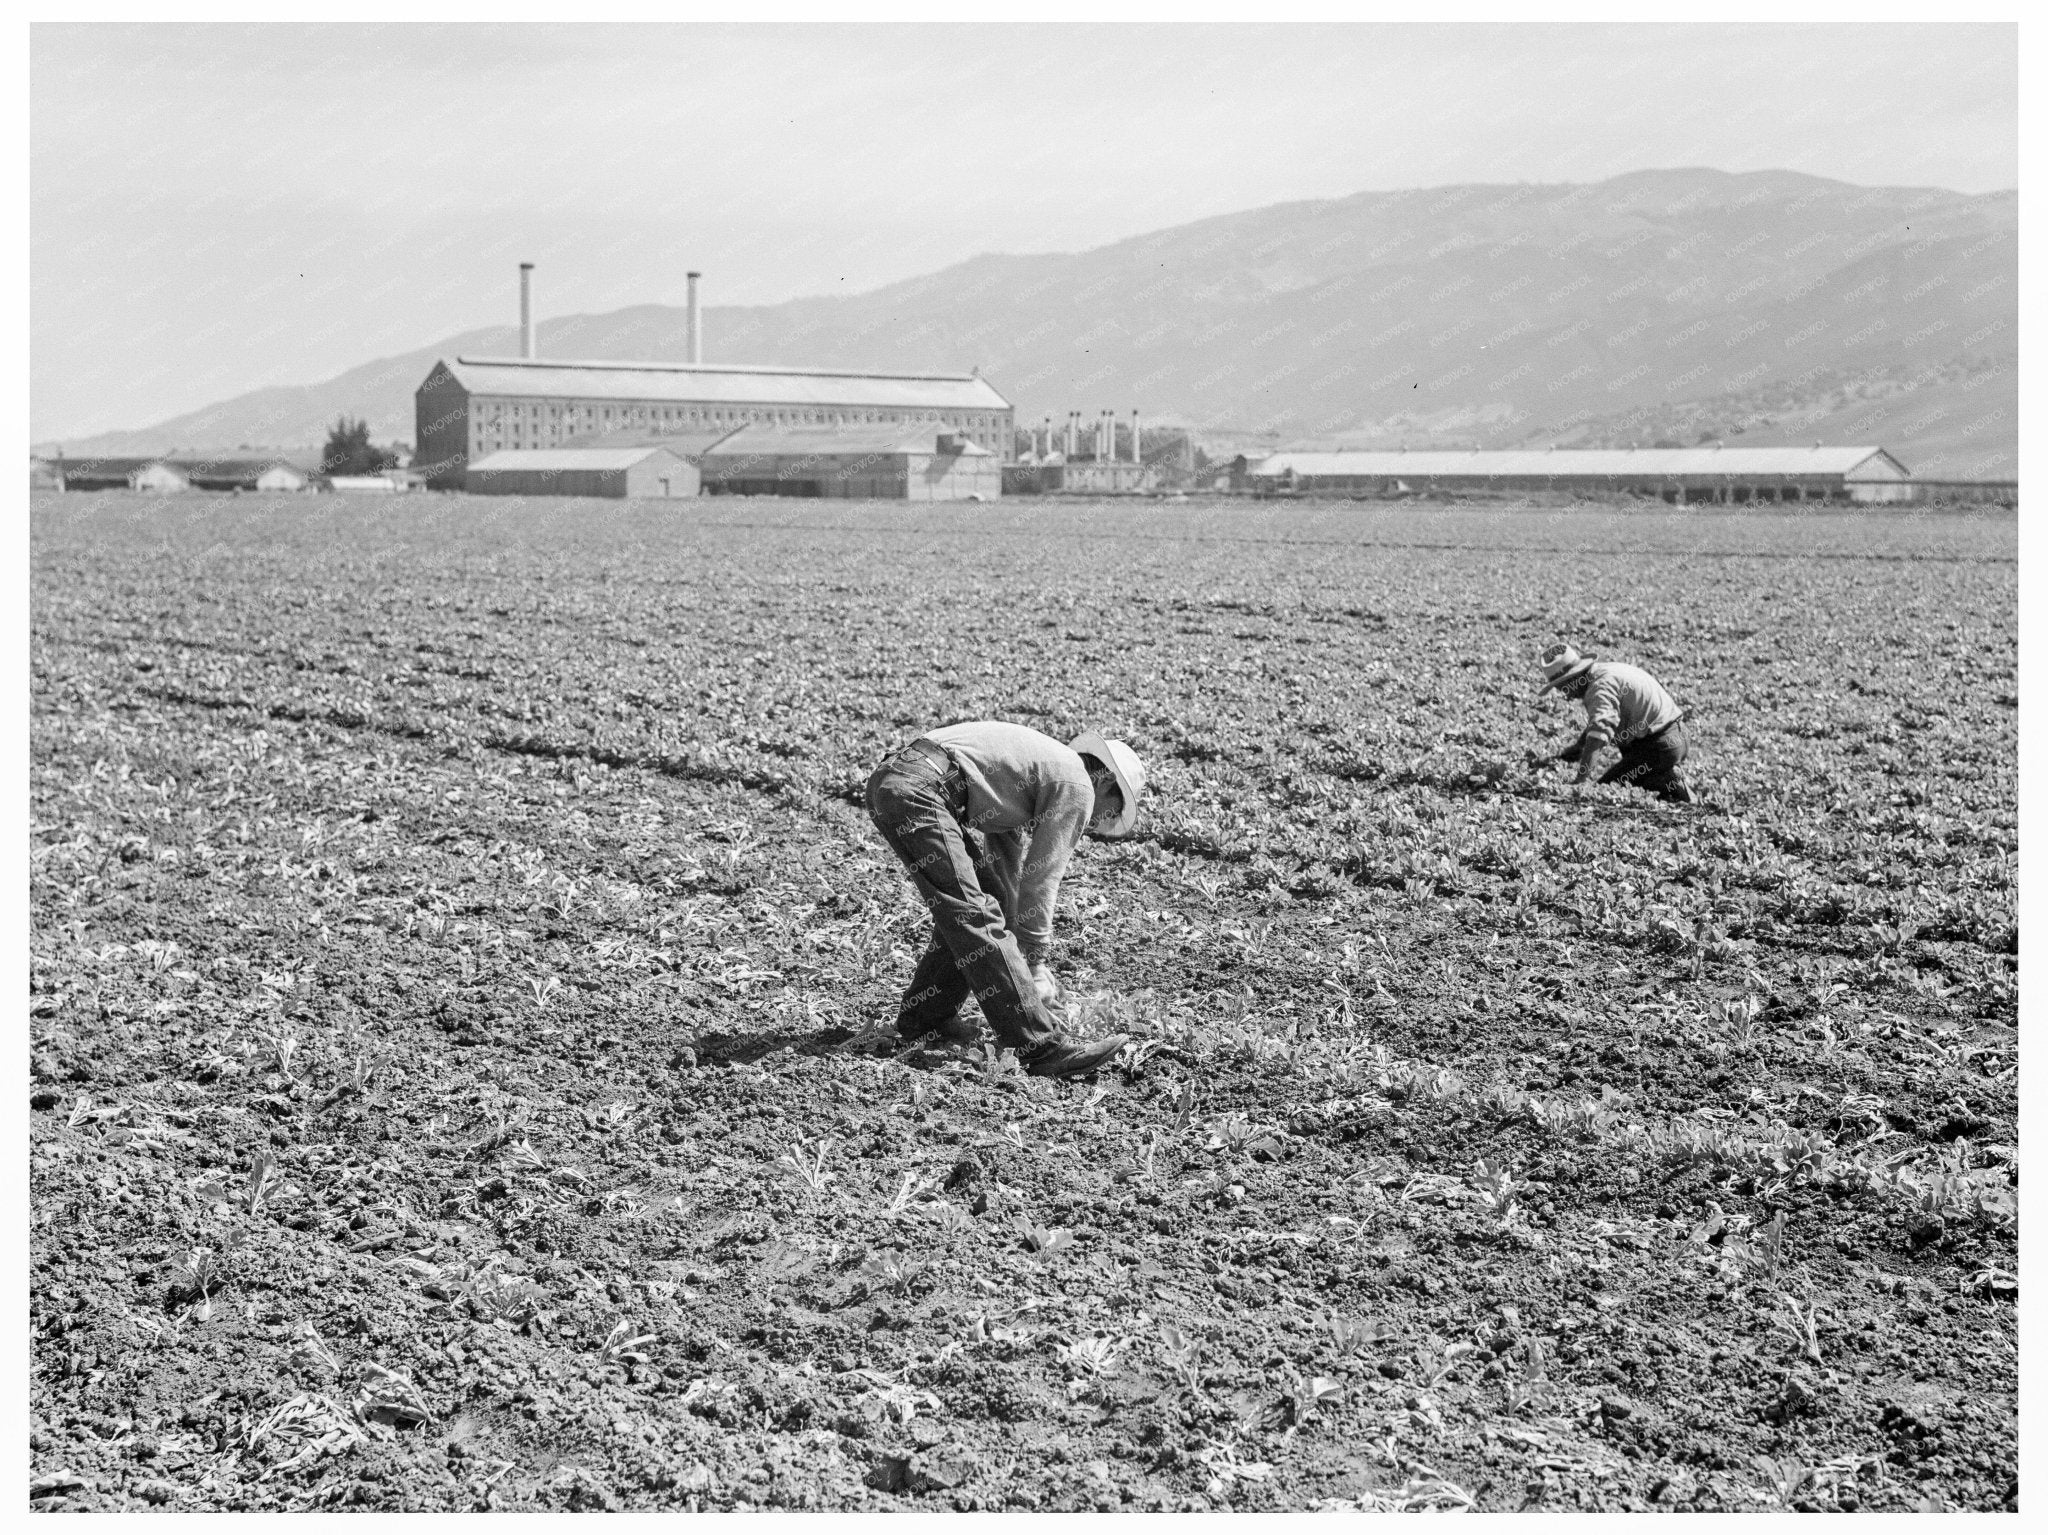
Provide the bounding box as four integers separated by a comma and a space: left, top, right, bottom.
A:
468, 402, 1002, 450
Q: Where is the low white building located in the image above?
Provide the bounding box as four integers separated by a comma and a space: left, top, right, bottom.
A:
1240, 445, 1915, 503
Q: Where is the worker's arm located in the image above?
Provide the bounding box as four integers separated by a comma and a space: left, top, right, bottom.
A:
1576, 674, 1622, 782
1010, 779, 1093, 970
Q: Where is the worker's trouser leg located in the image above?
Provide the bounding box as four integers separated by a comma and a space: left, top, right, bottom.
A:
1599, 721, 1694, 803
865, 743, 1059, 1055
899, 832, 1024, 1037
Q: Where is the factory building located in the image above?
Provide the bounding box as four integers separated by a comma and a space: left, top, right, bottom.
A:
415, 357, 1014, 489
1239, 446, 1915, 503
465, 446, 698, 499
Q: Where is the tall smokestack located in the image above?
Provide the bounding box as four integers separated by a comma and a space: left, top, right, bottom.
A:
519, 263, 535, 359
686, 272, 702, 365
1131, 410, 1141, 465
1066, 412, 1077, 460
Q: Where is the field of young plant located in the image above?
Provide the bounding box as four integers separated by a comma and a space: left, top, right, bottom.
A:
29, 492, 2017, 1512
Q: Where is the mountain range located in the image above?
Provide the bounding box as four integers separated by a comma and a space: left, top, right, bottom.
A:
41, 168, 2016, 481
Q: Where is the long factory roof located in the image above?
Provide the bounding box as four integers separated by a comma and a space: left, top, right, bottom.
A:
1249, 446, 1907, 478
468, 447, 685, 472
433, 356, 1012, 412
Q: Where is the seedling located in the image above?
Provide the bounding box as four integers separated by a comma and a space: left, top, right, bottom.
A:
1156, 1321, 1203, 1391
1752, 1453, 1811, 1506
880, 1172, 926, 1217
1020, 1223, 1073, 1255
1205, 1112, 1255, 1154
1281, 1361, 1346, 1425
294, 1323, 342, 1373
1469, 1158, 1521, 1223
258, 1028, 299, 1080
1132, 1131, 1160, 1183
1195, 1439, 1273, 1497
1772, 1292, 1824, 1363
245, 1149, 283, 1215
469, 1105, 529, 1158
1116, 1039, 1164, 1070
171, 1247, 222, 1307
1328, 1313, 1398, 1356
1723, 996, 1765, 1046
600, 1319, 657, 1365
858, 1251, 926, 1296
67, 1094, 125, 1130
776, 1136, 837, 1194
1751, 1210, 1788, 1273
527, 975, 561, 1011
358, 1362, 435, 1428
1417, 1340, 1480, 1387
1062, 1335, 1124, 1377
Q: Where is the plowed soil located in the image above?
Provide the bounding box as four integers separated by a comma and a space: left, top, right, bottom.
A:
28, 494, 2017, 1511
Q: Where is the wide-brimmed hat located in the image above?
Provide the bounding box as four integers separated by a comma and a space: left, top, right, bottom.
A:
1537, 642, 1596, 694
1068, 731, 1145, 838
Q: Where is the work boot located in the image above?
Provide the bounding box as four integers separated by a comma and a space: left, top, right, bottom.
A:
1022, 1033, 1129, 1081
898, 1014, 979, 1051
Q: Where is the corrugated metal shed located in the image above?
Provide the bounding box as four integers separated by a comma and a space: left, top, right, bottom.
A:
1250, 447, 1907, 479
466, 445, 699, 499
171, 458, 311, 491
697, 423, 1000, 501
553, 426, 746, 458
704, 423, 994, 459
445, 357, 1011, 412
469, 448, 680, 472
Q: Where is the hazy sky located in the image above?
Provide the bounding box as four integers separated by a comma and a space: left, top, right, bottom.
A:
32, 22, 2015, 441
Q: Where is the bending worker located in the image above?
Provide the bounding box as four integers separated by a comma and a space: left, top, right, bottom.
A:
865, 721, 1145, 1080
1537, 642, 1697, 804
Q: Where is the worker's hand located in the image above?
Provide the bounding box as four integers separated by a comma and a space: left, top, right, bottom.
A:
1029, 964, 1060, 1005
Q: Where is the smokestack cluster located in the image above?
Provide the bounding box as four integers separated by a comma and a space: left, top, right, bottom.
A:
1046, 407, 1149, 463
519, 262, 535, 360
686, 271, 702, 366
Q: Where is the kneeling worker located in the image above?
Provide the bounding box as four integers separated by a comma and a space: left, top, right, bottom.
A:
1538, 642, 1696, 804
865, 721, 1144, 1080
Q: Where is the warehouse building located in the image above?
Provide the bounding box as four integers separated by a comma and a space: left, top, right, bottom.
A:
465, 446, 698, 499
698, 424, 1000, 501
53, 457, 192, 492
1239, 445, 1915, 503
415, 356, 1014, 489
174, 457, 311, 492
46, 456, 311, 493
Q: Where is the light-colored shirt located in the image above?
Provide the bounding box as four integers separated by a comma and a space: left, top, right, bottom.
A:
1580, 661, 1683, 751
926, 721, 1094, 966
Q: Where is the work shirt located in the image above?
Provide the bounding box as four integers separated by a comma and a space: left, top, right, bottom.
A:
1579, 661, 1683, 752
925, 721, 1094, 967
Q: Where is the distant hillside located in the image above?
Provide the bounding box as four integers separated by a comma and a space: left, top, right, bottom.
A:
42, 168, 2017, 477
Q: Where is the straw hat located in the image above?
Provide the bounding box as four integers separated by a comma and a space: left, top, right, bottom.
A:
1537, 642, 1596, 694
1068, 731, 1145, 838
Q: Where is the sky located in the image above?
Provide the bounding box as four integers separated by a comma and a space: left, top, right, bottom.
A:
31, 21, 2017, 442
